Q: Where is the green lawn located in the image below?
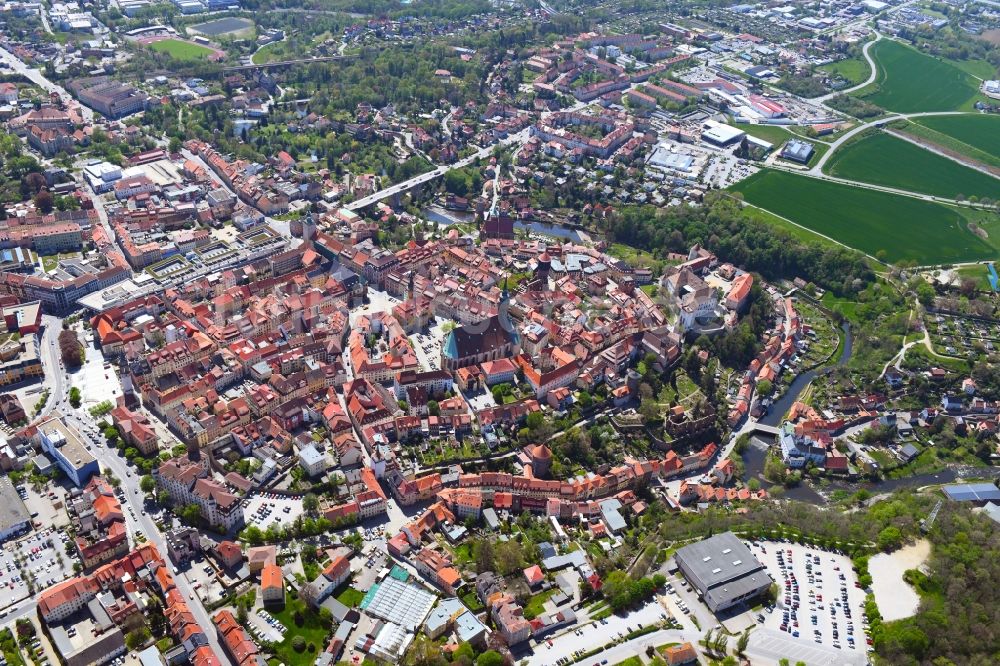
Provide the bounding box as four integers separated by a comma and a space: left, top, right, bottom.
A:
461, 590, 484, 612
855, 40, 981, 112
731, 169, 997, 264
823, 132, 1000, 200
149, 38, 216, 61
334, 584, 364, 607
270, 598, 331, 665
956, 264, 993, 291
252, 40, 283, 64
735, 122, 794, 146
818, 56, 871, 85
523, 588, 556, 620
908, 114, 1000, 167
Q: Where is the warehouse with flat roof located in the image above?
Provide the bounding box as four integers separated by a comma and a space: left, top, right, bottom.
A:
0, 475, 31, 542
701, 122, 745, 147
674, 532, 772, 613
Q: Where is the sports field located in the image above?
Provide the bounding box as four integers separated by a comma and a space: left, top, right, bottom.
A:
909, 114, 1000, 165
149, 38, 217, 61
731, 169, 996, 265
824, 132, 1000, 200
855, 40, 980, 112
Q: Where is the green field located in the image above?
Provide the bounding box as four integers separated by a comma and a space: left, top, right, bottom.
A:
855, 40, 980, 112
908, 114, 1000, 167
818, 56, 871, 85
149, 38, 216, 61
731, 169, 996, 264
824, 132, 1000, 200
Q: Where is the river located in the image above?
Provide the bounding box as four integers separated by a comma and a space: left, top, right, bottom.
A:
422, 206, 581, 241
761, 322, 853, 428
741, 315, 986, 503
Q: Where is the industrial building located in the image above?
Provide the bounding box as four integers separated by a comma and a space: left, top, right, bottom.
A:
780, 139, 815, 165
673, 532, 772, 613
701, 122, 745, 147
0, 475, 31, 542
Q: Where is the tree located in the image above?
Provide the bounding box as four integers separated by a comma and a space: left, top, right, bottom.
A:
877, 525, 903, 551
177, 503, 202, 526
58, 330, 83, 367
476, 651, 504, 666
302, 493, 319, 514
68, 386, 81, 408
125, 627, 151, 650
427, 400, 439, 416
33, 188, 53, 214
737, 629, 750, 656
140, 475, 156, 493
453, 642, 475, 664
756, 379, 773, 397
474, 538, 495, 573
291, 635, 306, 652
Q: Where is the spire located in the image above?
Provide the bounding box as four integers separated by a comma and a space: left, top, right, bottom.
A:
501, 275, 509, 301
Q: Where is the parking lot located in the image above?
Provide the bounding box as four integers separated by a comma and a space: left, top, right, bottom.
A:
250, 607, 286, 643
243, 493, 304, 528
410, 317, 449, 372
751, 541, 869, 657
352, 541, 389, 592
1, 524, 77, 609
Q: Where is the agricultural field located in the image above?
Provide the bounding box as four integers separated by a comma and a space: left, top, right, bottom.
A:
855, 40, 980, 112
731, 169, 997, 265
906, 114, 1000, 167
817, 56, 871, 85
149, 38, 217, 61
823, 132, 1000, 200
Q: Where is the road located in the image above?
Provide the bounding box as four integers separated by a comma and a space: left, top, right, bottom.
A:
813, 32, 881, 104
344, 127, 530, 210
33, 317, 227, 659
344, 89, 602, 212
808, 111, 969, 174
0, 45, 93, 123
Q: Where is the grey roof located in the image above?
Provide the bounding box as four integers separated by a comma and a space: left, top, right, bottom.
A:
674, 532, 767, 596
483, 508, 500, 530
599, 498, 627, 533
900, 444, 920, 461
983, 502, 1000, 525
781, 139, 815, 163
0, 476, 30, 535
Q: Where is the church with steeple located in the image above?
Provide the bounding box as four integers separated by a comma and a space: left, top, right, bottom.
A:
439, 278, 520, 370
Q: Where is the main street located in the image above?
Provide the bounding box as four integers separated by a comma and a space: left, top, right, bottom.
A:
34, 316, 227, 659
0, 45, 93, 123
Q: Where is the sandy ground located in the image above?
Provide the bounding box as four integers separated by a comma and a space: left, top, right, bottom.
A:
868, 539, 931, 622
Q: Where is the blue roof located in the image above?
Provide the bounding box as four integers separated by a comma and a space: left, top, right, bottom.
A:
942, 483, 1000, 502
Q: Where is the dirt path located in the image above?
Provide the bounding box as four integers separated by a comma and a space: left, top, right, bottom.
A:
888, 128, 1000, 179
